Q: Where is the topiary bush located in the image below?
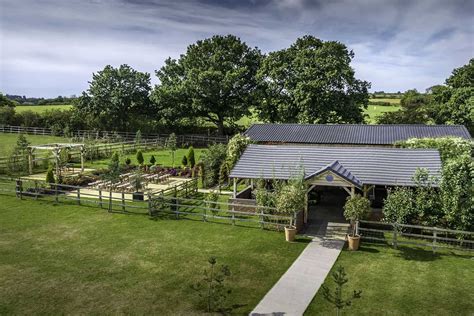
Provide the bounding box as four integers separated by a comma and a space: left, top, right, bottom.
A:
343, 194, 371, 236
187, 146, 196, 168
136, 150, 144, 165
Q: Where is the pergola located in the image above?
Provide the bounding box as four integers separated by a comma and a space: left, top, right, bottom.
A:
229, 144, 443, 223
27, 143, 85, 176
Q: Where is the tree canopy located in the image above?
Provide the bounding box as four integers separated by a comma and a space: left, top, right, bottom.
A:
75, 64, 153, 131
152, 35, 262, 134
255, 36, 370, 124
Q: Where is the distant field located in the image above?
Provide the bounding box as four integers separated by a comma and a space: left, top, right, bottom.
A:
0, 133, 69, 156
364, 104, 399, 123
14, 104, 72, 113
369, 98, 401, 104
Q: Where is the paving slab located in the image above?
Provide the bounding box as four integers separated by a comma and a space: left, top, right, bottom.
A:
250, 236, 345, 316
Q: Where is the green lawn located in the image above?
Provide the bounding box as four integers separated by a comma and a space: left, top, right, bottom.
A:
0, 133, 70, 156
82, 148, 208, 169
14, 104, 72, 113
305, 243, 474, 315
0, 194, 308, 314
369, 98, 401, 104
364, 104, 400, 123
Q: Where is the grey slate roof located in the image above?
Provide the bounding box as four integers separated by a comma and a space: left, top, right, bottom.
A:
245, 124, 472, 145
305, 160, 363, 188
229, 144, 442, 187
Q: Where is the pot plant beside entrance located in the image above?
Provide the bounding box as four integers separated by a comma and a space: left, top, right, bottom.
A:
130, 169, 145, 201
343, 194, 371, 251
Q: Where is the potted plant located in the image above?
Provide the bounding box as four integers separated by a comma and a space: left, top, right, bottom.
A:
130, 169, 145, 201
343, 194, 371, 250
275, 175, 305, 242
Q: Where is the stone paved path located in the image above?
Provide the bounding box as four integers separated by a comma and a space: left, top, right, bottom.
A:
250, 225, 347, 316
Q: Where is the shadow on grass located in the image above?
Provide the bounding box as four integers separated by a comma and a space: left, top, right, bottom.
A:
396, 246, 441, 261
293, 237, 312, 244
357, 245, 380, 253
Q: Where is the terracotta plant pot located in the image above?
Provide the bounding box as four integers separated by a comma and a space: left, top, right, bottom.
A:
285, 226, 297, 242
347, 234, 361, 251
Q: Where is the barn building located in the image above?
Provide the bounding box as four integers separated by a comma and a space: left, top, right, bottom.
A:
229, 124, 472, 227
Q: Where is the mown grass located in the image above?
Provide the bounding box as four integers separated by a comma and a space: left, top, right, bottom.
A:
305, 243, 474, 315
0, 133, 69, 156
82, 148, 208, 169
14, 104, 72, 113
0, 194, 308, 314
364, 104, 400, 123
369, 98, 401, 104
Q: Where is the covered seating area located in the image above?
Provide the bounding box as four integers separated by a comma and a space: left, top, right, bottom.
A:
229, 144, 443, 223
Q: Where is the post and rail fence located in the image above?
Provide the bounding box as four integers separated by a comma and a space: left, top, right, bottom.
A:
356, 220, 474, 252
0, 177, 298, 232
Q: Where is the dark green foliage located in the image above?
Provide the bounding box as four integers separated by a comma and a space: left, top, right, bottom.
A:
343, 195, 371, 236
105, 152, 121, 183
201, 144, 227, 188
383, 187, 415, 224
152, 35, 262, 134
181, 155, 188, 167
396, 137, 472, 162
136, 150, 144, 165
321, 266, 362, 316
412, 168, 442, 226
45, 167, 55, 184
149, 155, 156, 165
0, 93, 17, 107
377, 89, 430, 124
256, 35, 370, 124
125, 158, 131, 165
75, 64, 153, 130
187, 146, 196, 168
191, 256, 231, 313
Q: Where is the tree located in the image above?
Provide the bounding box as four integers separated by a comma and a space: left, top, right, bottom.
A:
377, 89, 431, 124
191, 256, 231, 313
75, 64, 152, 130
152, 35, 262, 134
105, 152, 121, 183
382, 187, 415, 224
136, 150, 144, 165
343, 195, 371, 236
0, 93, 17, 107
135, 130, 142, 146
412, 168, 442, 226
256, 35, 370, 124
165, 133, 177, 167
321, 266, 362, 316
149, 155, 156, 165
45, 167, 55, 185
201, 143, 227, 187
187, 146, 196, 168
182, 155, 188, 167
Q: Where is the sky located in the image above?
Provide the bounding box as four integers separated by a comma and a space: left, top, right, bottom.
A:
0, 0, 473, 98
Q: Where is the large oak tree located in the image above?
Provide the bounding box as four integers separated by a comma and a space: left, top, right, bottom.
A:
75, 64, 152, 131
152, 35, 262, 134
255, 36, 370, 124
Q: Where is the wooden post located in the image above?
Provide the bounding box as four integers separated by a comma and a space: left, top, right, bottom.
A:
108, 189, 112, 212
233, 178, 237, 198
77, 188, 81, 205
260, 209, 264, 229
99, 189, 103, 208
80, 146, 85, 172
55, 184, 58, 203
16, 179, 22, 199
350, 186, 355, 198
34, 181, 38, 200
28, 148, 33, 175
121, 191, 126, 212
433, 230, 437, 253
393, 223, 398, 249
174, 186, 179, 219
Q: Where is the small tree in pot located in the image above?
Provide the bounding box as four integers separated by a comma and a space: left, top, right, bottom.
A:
276, 174, 306, 242
343, 194, 370, 250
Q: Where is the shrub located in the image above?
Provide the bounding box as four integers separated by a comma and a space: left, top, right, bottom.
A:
205, 190, 220, 215
45, 167, 55, 184
343, 194, 371, 236
223, 134, 252, 171
275, 174, 306, 216
182, 155, 188, 167
150, 155, 156, 165
187, 146, 196, 168
201, 144, 227, 188
125, 157, 131, 165
136, 150, 144, 165
396, 137, 473, 162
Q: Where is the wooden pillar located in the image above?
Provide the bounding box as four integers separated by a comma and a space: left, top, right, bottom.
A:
351, 186, 355, 198
304, 191, 309, 224
233, 178, 237, 198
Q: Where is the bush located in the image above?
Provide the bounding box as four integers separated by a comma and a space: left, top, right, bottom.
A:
396, 137, 473, 162
383, 187, 415, 224
205, 190, 220, 215
136, 150, 144, 165
187, 146, 196, 168
150, 155, 156, 165
45, 167, 55, 184
125, 157, 131, 165
275, 174, 306, 216
201, 144, 227, 188
182, 155, 188, 167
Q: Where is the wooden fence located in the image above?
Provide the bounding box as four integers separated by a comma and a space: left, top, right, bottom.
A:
0, 125, 229, 145
0, 177, 298, 231
357, 220, 474, 252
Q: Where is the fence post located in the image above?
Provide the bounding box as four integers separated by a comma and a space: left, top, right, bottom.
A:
77, 187, 81, 205
99, 189, 103, 208
393, 223, 398, 249
260, 209, 264, 229
55, 184, 58, 203
108, 189, 112, 212
432, 230, 437, 253
16, 179, 22, 199
174, 186, 179, 219
122, 191, 126, 212
34, 181, 38, 200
